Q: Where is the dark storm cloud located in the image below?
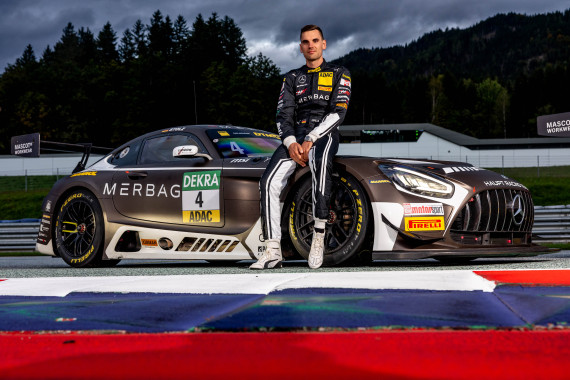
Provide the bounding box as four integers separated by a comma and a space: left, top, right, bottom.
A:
0, 0, 569, 72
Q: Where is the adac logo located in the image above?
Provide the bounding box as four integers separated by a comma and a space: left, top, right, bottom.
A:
318, 71, 333, 87
404, 217, 445, 231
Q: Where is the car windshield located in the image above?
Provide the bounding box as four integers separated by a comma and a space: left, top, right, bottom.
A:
206, 129, 281, 158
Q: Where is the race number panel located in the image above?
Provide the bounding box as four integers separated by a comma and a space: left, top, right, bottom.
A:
182, 170, 221, 224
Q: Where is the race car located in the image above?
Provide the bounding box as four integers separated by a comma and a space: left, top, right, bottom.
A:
21, 124, 547, 267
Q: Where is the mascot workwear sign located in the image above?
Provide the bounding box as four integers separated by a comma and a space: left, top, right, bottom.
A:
537, 112, 570, 137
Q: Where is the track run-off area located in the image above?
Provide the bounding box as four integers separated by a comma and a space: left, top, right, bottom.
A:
1, 252, 569, 379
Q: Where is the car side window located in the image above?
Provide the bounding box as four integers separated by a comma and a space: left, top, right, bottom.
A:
110, 142, 141, 166
139, 133, 206, 165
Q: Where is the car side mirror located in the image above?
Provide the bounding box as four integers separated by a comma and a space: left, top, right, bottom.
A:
173, 145, 213, 161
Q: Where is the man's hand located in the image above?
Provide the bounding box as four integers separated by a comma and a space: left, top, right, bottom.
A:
301, 141, 313, 162
288, 142, 306, 167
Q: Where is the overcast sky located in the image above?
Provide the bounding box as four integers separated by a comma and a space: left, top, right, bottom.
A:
1, 0, 569, 73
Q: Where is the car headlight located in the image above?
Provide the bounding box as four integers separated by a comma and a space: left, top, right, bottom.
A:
379, 165, 454, 198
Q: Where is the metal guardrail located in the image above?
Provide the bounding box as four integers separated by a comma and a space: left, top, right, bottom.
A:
532, 205, 570, 244
0, 221, 41, 251
1, 206, 569, 252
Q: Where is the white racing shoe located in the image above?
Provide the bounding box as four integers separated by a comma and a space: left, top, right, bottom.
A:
249, 240, 283, 270
308, 230, 325, 269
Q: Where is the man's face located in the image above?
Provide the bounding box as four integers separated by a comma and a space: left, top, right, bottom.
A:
299, 29, 326, 62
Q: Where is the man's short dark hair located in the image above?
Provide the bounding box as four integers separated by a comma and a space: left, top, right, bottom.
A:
300, 25, 324, 40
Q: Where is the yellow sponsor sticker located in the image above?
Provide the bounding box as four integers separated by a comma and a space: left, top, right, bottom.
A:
318, 86, 332, 92
318, 72, 333, 86
183, 210, 221, 223
218, 131, 230, 136
404, 217, 445, 231
70, 171, 97, 177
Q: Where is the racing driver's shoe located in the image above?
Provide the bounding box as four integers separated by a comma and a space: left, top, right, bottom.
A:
249, 240, 283, 270
308, 230, 325, 269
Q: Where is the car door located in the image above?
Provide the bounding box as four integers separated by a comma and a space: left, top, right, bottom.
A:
110, 132, 225, 228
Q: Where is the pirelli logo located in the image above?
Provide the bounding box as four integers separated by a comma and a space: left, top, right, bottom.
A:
318, 86, 332, 92
404, 217, 445, 231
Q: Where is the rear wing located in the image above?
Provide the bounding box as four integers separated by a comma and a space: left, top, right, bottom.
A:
11, 133, 113, 174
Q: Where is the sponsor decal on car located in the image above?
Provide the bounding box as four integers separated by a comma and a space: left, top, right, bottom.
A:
403, 203, 444, 216
218, 131, 230, 136
141, 239, 158, 247
405, 217, 445, 231
162, 127, 185, 132
442, 166, 483, 174
483, 180, 527, 189
253, 132, 279, 138
103, 183, 181, 198
70, 171, 97, 177
182, 170, 221, 223
369, 179, 390, 184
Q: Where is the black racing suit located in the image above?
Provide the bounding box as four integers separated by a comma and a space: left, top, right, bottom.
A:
260, 59, 351, 241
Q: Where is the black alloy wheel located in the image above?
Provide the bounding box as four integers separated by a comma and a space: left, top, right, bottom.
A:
289, 173, 371, 266
54, 189, 118, 267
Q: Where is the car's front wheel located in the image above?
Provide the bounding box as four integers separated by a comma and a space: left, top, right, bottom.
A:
288, 173, 371, 266
54, 189, 117, 267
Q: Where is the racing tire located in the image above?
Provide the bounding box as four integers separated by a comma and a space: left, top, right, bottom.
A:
289, 173, 371, 266
54, 189, 113, 268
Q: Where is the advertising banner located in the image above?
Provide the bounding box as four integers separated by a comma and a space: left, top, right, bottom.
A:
537, 112, 570, 137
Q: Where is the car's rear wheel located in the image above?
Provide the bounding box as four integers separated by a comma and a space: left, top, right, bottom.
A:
54, 189, 118, 268
289, 173, 371, 266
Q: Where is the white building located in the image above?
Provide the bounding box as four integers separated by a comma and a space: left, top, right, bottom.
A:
339, 123, 570, 168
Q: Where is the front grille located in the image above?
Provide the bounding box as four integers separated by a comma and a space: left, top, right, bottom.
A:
450, 189, 534, 245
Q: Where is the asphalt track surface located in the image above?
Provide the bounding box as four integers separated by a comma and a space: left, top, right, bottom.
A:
1, 251, 569, 379
2, 249, 569, 277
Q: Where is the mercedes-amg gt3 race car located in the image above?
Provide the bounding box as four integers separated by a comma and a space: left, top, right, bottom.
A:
21, 125, 548, 267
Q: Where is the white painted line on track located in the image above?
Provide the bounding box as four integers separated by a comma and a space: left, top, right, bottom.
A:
0, 270, 496, 297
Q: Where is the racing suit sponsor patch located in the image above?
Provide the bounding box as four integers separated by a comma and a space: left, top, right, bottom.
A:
318, 72, 333, 86
182, 170, 221, 223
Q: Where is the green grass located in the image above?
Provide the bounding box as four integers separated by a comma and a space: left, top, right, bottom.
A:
487, 166, 570, 206
0, 175, 58, 220
0, 167, 569, 220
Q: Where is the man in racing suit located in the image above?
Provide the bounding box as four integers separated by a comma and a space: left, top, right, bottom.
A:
250, 24, 351, 269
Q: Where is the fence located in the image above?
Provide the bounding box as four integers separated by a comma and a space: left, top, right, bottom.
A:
1, 206, 568, 252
